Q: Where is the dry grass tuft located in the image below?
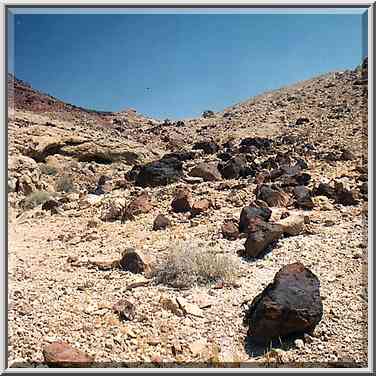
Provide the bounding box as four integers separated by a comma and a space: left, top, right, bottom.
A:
153, 240, 239, 288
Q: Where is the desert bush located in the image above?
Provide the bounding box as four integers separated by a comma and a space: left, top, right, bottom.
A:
22, 190, 52, 210
39, 163, 58, 176
153, 240, 239, 288
55, 175, 75, 193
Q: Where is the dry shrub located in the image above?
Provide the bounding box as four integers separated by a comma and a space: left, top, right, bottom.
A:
55, 174, 75, 193
22, 190, 52, 210
39, 164, 58, 176
153, 240, 239, 288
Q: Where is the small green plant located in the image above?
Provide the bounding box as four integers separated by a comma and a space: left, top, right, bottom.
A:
22, 190, 52, 210
55, 175, 75, 193
153, 240, 239, 288
39, 163, 58, 176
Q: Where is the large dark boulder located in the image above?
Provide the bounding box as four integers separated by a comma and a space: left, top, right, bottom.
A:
242, 222, 283, 258
257, 185, 290, 207
135, 158, 183, 187
294, 186, 314, 209
192, 141, 219, 154
239, 206, 272, 233
244, 262, 323, 344
219, 155, 248, 179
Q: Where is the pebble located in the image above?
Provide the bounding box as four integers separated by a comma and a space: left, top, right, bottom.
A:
294, 339, 304, 349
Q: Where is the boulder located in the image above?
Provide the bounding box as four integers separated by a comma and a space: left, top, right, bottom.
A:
313, 182, 336, 199
171, 188, 192, 213
119, 248, 151, 274
41, 199, 60, 214
242, 222, 284, 257
294, 186, 314, 209
189, 162, 222, 181
9, 155, 42, 194
257, 185, 290, 207
153, 214, 171, 230
239, 206, 272, 233
334, 182, 359, 206
135, 157, 183, 187
43, 341, 94, 367
219, 155, 248, 179
244, 262, 323, 344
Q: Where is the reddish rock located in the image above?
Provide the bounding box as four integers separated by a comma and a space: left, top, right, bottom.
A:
191, 199, 211, 216
122, 192, 153, 221
43, 341, 94, 367
221, 220, 239, 240
244, 262, 323, 344
171, 188, 192, 213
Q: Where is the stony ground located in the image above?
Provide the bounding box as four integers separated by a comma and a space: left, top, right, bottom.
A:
7, 59, 368, 368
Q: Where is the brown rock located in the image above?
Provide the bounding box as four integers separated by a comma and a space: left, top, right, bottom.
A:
159, 295, 184, 316
122, 192, 153, 221
239, 206, 272, 233
119, 248, 151, 274
112, 299, 136, 321
276, 214, 305, 236
257, 185, 290, 207
244, 262, 323, 344
171, 188, 192, 213
243, 222, 283, 257
43, 341, 94, 367
294, 186, 314, 209
221, 220, 239, 240
189, 162, 222, 181
153, 214, 171, 230
191, 199, 211, 216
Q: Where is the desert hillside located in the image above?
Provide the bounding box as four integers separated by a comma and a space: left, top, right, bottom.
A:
8, 58, 368, 368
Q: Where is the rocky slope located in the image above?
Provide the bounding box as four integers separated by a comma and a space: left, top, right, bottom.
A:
7, 58, 368, 368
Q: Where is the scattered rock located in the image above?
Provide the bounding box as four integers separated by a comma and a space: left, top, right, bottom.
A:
121, 192, 153, 221
192, 141, 219, 154
294, 186, 314, 209
189, 340, 207, 356
257, 185, 290, 207
189, 162, 222, 181
43, 341, 94, 367
159, 295, 184, 316
191, 199, 211, 216
221, 220, 239, 240
294, 339, 305, 349
239, 206, 272, 233
153, 214, 171, 230
276, 214, 305, 236
41, 199, 60, 214
135, 157, 183, 187
171, 188, 192, 213
119, 248, 151, 274
112, 299, 136, 321
242, 222, 284, 257
244, 262, 323, 344
176, 297, 203, 317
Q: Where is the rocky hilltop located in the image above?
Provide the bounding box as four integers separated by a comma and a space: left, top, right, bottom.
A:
8, 58, 368, 368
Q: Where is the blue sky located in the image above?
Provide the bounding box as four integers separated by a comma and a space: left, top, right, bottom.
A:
8, 9, 368, 120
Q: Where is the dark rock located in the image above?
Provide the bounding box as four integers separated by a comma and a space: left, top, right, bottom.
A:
119, 248, 150, 274
192, 141, 219, 154
257, 185, 290, 207
43, 341, 94, 367
153, 214, 171, 230
360, 182, 368, 195
112, 299, 136, 321
240, 137, 272, 150
340, 150, 355, 161
295, 117, 310, 125
219, 155, 248, 179
294, 186, 314, 209
242, 222, 284, 257
202, 110, 215, 118
171, 188, 192, 213
189, 162, 222, 181
217, 151, 233, 162
244, 262, 323, 344
239, 206, 272, 233
221, 220, 239, 240
313, 182, 336, 199
41, 199, 60, 214
135, 158, 183, 187
334, 182, 359, 206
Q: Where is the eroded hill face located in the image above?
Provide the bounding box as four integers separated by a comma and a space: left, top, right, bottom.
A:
7, 60, 368, 367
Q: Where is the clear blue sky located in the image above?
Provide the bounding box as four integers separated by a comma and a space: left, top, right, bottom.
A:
8, 9, 368, 120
